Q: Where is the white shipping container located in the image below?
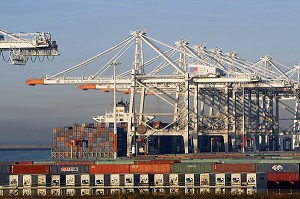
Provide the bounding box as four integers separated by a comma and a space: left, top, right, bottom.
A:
37, 189, 46, 196
9, 189, 18, 196
95, 189, 104, 195
231, 173, 247, 186
140, 174, 149, 185
95, 174, 104, 186
110, 174, 120, 186
185, 187, 194, 194
188, 64, 224, 77
215, 187, 226, 194
66, 189, 76, 196
51, 188, 60, 196
23, 188, 31, 196
200, 188, 211, 194
124, 188, 134, 194
124, 174, 134, 186
23, 175, 32, 187
9, 175, 18, 187
111, 188, 121, 194
66, 174, 75, 186
200, 173, 215, 186
169, 173, 185, 186
170, 188, 179, 194
81, 188, 90, 196
139, 189, 149, 194
246, 173, 267, 187
81, 174, 90, 186
215, 173, 231, 186
153, 188, 165, 193
231, 188, 244, 195
51, 175, 60, 187
185, 173, 200, 186
0, 186, 3, 196
37, 175, 46, 186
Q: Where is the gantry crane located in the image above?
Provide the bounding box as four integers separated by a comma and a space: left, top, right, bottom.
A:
0, 28, 59, 65
26, 29, 300, 157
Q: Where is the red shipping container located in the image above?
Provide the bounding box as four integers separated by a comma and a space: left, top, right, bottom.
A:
90, 164, 130, 174
267, 172, 299, 182
11, 165, 50, 174
130, 164, 171, 174
213, 163, 256, 173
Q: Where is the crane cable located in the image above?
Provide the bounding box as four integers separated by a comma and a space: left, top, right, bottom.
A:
0, 50, 10, 63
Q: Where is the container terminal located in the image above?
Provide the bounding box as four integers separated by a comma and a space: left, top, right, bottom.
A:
1, 29, 300, 196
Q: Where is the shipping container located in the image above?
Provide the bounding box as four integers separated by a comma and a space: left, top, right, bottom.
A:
50, 188, 61, 196
0, 165, 11, 175
90, 164, 129, 174
215, 173, 231, 186
171, 162, 213, 173
231, 173, 247, 186
9, 175, 21, 187
80, 174, 90, 186
213, 163, 256, 173
130, 163, 171, 174
50, 165, 89, 174
267, 172, 299, 182
200, 188, 211, 194
36, 189, 47, 196
23, 188, 31, 196
95, 188, 105, 195
0, 175, 9, 186
66, 174, 75, 186
11, 165, 50, 174
169, 173, 185, 186
256, 163, 299, 172
200, 173, 215, 186
154, 174, 169, 186
139, 174, 154, 186
91, 174, 110, 186
66, 188, 76, 196
185, 173, 200, 186
81, 188, 90, 196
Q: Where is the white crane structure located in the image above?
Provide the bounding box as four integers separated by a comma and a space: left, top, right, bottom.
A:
26, 30, 300, 156
0, 28, 59, 65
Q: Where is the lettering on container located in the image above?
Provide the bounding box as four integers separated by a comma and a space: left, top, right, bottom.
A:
271, 165, 283, 171
61, 167, 79, 172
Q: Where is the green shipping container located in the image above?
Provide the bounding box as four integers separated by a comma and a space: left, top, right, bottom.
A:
171, 162, 213, 173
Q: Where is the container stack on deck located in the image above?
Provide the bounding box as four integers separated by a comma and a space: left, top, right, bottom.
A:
1, 155, 300, 196
52, 123, 127, 159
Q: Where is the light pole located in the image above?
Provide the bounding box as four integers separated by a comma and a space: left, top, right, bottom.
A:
111, 61, 120, 159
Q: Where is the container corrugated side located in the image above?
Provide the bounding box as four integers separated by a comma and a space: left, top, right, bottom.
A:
213, 163, 256, 173
134, 160, 179, 164
90, 164, 130, 174
256, 163, 299, 172
94, 160, 134, 165
130, 163, 171, 174
0, 165, 11, 175
171, 163, 213, 174
50, 165, 89, 174
55, 161, 94, 165
267, 172, 299, 182
10, 165, 50, 174
0, 175, 9, 186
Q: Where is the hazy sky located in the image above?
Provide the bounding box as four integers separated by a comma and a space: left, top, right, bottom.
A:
1, 0, 300, 145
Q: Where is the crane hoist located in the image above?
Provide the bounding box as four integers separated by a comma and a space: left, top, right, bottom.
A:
0, 28, 59, 65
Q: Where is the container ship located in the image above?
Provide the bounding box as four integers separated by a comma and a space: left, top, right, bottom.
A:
0, 100, 300, 196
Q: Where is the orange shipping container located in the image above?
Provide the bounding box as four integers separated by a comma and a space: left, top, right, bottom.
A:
90, 164, 130, 174
213, 163, 256, 173
56, 161, 94, 165
11, 165, 50, 174
130, 164, 171, 174
267, 172, 299, 182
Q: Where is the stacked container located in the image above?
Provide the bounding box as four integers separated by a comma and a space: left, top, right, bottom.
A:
52, 123, 127, 159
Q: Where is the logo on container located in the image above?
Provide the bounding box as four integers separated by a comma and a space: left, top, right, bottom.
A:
271, 165, 283, 171
61, 167, 79, 172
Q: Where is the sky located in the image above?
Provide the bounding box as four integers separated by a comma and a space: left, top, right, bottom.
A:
0, 0, 300, 145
